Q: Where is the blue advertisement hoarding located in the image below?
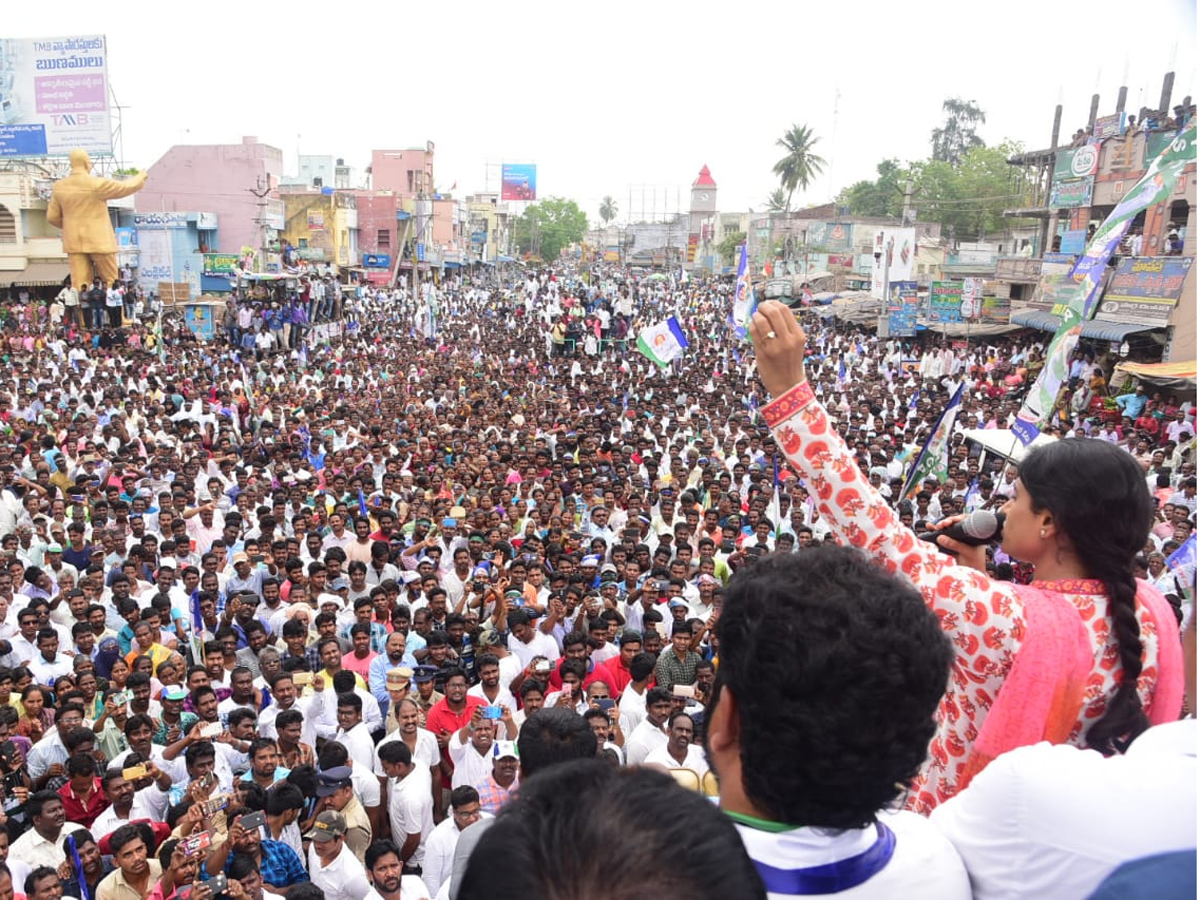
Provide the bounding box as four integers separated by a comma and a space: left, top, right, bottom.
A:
501, 164, 537, 201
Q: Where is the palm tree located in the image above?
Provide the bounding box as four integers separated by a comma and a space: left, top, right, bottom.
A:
599, 196, 618, 226
765, 188, 789, 212
773, 124, 827, 210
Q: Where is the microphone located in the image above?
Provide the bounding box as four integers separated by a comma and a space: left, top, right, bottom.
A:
919, 510, 1005, 549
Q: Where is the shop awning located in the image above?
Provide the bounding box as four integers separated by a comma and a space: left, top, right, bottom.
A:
1114, 360, 1197, 387
1081, 320, 1161, 342
5, 261, 70, 286
1009, 309, 1063, 332
1009, 308, 1162, 341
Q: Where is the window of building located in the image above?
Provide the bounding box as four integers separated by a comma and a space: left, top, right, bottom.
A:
377, 229, 390, 249
407, 170, 414, 193
0, 204, 16, 243
298, 238, 308, 249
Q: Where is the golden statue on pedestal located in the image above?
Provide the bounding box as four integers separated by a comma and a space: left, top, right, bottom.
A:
47, 148, 148, 290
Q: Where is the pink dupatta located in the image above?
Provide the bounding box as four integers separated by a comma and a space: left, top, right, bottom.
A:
958, 579, 1185, 791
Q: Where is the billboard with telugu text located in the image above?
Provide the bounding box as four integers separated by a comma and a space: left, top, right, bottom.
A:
0, 36, 112, 157
1097, 256, 1193, 325
501, 164, 537, 201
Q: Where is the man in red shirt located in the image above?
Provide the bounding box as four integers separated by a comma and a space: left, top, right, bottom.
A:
594, 630, 644, 697
58, 752, 108, 828
341, 623, 377, 680
545, 631, 607, 693
423, 667, 484, 790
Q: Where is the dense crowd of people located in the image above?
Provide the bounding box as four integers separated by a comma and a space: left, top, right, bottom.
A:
0, 260, 1191, 900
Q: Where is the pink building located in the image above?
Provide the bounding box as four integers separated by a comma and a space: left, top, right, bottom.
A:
355, 191, 400, 257
139, 136, 285, 256
371, 146, 434, 199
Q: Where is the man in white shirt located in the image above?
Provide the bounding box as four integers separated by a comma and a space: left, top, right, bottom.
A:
421, 787, 487, 896
930, 608, 1197, 900
505, 609, 559, 667
28, 628, 75, 686
378, 741, 435, 875
90, 765, 173, 839
643, 710, 710, 777
363, 839, 435, 900
332, 692, 376, 771
622, 687, 672, 766
307, 811, 373, 900
8, 791, 67, 870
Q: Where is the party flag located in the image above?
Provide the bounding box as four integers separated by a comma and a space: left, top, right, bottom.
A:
901, 383, 965, 501
731, 243, 757, 339
637, 316, 690, 369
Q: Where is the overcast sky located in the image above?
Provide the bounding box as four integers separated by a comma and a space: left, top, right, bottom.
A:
7, 0, 1196, 226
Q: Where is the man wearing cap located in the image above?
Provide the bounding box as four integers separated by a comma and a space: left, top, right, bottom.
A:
225, 552, 266, 600
472, 741, 519, 815
155, 685, 197, 745
409, 665, 443, 725
42, 543, 78, 590
378, 667, 415, 733
432, 518, 468, 571
316, 765, 373, 864
307, 810, 373, 900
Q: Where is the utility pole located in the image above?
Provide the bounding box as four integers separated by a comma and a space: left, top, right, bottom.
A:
901, 180, 914, 225
248, 176, 272, 275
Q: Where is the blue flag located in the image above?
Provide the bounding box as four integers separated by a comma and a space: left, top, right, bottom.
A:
730, 243, 757, 339
66, 833, 90, 900
358, 488, 369, 517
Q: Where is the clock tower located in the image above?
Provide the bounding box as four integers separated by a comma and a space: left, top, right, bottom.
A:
688, 165, 717, 269
689, 164, 717, 230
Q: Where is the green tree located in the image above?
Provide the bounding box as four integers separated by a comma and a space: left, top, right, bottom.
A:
599, 196, 618, 226
765, 188, 789, 212
911, 142, 1037, 239
513, 198, 589, 261
717, 231, 747, 266
773, 124, 826, 209
838, 158, 906, 218
930, 97, 987, 166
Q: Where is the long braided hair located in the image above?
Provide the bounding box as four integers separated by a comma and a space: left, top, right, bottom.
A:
1019, 438, 1153, 753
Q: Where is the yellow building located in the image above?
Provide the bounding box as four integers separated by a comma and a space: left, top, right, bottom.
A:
465, 195, 512, 263
280, 188, 359, 267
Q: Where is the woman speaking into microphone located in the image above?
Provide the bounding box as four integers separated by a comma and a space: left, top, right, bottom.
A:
748, 301, 1183, 813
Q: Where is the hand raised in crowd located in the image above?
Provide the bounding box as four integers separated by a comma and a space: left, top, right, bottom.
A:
749, 300, 810, 397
